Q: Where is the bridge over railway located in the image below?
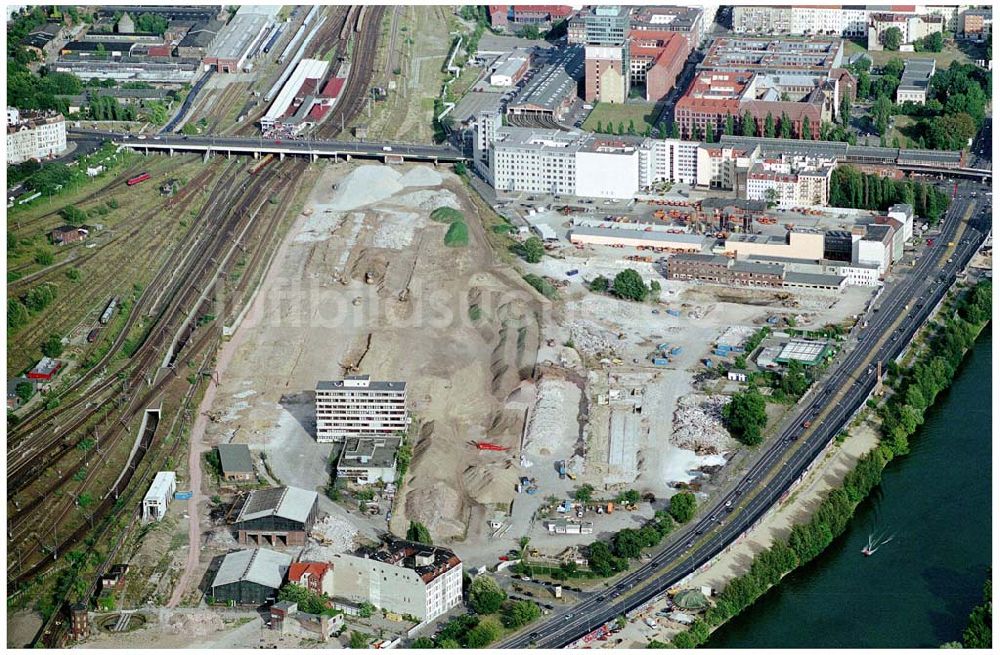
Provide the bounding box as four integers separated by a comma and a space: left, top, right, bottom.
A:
69, 128, 466, 164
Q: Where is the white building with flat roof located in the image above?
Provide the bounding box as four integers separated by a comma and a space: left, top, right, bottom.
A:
315, 375, 407, 443
6, 109, 67, 164
142, 471, 177, 523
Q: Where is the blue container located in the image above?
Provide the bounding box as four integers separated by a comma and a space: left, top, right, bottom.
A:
670, 347, 682, 355
666, 309, 681, 317
174, 491, 193, 500
652, 357, 669, 366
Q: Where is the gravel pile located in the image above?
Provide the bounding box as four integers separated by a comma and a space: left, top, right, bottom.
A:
671, 394, 737, 455
166, 612, 225, 636
717, 325, 757, 348
372, 209, 421, 249
524, 378, 579, 456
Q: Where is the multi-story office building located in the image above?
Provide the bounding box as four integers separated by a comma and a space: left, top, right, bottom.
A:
584, 5, 631, 103
314, 375, 407, 443
6, 108, 67, 164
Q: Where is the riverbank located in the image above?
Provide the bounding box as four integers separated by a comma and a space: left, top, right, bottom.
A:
652, 278, 992, 649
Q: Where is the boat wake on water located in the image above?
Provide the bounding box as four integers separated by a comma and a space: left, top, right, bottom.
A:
861, 530, 894, 557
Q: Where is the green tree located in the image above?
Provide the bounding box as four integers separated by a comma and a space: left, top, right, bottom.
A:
839, 93, 851, 125
501, 599, 541, 628
668, 491, 697, 523
574, 483, 595, 503
612, 269, 648, 302
406, 521, 433, 545
670, 122, 680, 139
8, 298, 30, 330
617, 121, 625, 135
962, 577, 992, 648
59, 205, 88, 225
35, 249, 54, 266
587, 541, 627, 577
801, 114, 812, 140
882, 26, 903, 50
627, 119, 636, 135
764, 113, 776, 138
705, 121, 715, 143
723, 387, 768, 446
41, 333, 64, 358
277, 583, 329, 615
410, 637, 436, 648
780, 360, 810, 398
741, 110, 756, 136
15, 380, 34, 403
357, 601, 376, 618
468, 575, 507, 615
724, 114, 735, 136
779, 112, 792, 138
521, 236, 544, 263
612, 528, 644, 559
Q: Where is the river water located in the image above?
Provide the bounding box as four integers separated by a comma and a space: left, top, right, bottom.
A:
710, 331, 992, 648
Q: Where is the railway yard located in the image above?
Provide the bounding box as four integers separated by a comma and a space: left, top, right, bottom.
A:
6, 3, 993, 651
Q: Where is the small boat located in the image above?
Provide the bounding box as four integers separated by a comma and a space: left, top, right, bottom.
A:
862, 531, 893, 557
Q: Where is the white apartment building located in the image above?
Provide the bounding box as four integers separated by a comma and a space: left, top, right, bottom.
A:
647, 138, 699, 185
836, 263, 882, 287
330, 541, 462, 623
315, 375, 407, 443
791, 6, 869, 37
887, 203, 915, 241
473, 109, 503, 181
6, 109, 67, 164
576, 139, 642, 199
735, 5, 949, 38
489, 127, 580, 196
696, 144, 756, 189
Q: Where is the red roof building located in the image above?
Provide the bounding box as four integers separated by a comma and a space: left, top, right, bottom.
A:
289, 561, 334, 597
320, 77, 345, 99
28, 357, 61, 381
628, 30, 691, 102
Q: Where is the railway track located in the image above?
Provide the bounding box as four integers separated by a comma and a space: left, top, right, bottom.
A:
316, 5, 386, 138
7, 162, 241, 448
8, 161, 303, 582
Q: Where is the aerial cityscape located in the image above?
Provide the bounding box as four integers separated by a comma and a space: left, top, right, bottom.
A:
5, 2, 993, 650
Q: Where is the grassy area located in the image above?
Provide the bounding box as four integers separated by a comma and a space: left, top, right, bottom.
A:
430, 206, 464, 223
444, 220, 469, 247
581, 102, 663, 135
846, 37, 977, 68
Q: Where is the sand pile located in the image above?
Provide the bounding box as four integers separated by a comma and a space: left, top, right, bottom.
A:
394, 189, 460, 211
671, 394, 737, 455
405, 486, 466, 539
329, 166, 406, 211
463, 464, 519, 506
399, 166, 443, 187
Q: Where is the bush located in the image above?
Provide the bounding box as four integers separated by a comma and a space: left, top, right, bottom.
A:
35, 249, 54, 266
668, 491, 697, 524
278, 583, 329, 615
59, 205, 88, 225
523, 274, 557, 300
444, 221, 469, 247
15, 381, 34, 403
464, 616, 502, 648
520, 236, 545, 263
589, 275, 610, 292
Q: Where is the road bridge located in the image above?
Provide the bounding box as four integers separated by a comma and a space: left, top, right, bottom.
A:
68, 129, 466, 165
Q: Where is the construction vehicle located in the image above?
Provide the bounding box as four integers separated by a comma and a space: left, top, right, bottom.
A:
473, 441, 509, 451
558, 460, 567, 479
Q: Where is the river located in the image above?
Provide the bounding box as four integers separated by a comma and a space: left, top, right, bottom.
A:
710, 331, 992, 648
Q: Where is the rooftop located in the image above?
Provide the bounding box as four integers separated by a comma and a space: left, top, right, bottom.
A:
218, 443, 254, 474
509, 44, 583, 112
784, 271, 846, 286
338, 436, 401, 470
212, 548, 292, 589
144, 471, 176, 501
316, 375, 406, 392
571, 226, 706, 245
235, 486, 318, 524
363, 537, 462, 585
701, 36, 843, 74
207, 12, 270, 61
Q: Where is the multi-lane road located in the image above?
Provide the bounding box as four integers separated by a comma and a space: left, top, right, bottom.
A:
501, 184, 991, 648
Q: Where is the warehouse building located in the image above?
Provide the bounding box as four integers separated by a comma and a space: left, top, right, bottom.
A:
628, 30, 690, 101
570, 226, 706, 252
210, 548, 292, 606
260, 58, 330, 133
231, 486, 319, 547
176, 19, 224, 59
203, 6, 278, 72
725, 230, 826, 260
336, 436, 401, 486
507, 44, 583, 125
218, 443, 255, 482
142, 471, 177, 523
666, 253, 785, 288
330, 538, 463, 623
699, 37, 845, 76
315, 375, 408, 443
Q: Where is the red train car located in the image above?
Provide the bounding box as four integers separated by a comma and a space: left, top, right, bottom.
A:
127, 172, 151, 186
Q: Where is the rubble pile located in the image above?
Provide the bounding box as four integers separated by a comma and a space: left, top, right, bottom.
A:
310, 514, 359, 553
524, 378, 580, 456
671, 394, 737, 455
567, 320, 618, 357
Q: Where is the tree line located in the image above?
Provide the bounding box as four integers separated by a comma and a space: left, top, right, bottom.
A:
828, 165, 951, 224
665, 280, 991, 648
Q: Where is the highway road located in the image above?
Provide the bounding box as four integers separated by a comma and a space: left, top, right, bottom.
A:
501, 184, 991, 648
68, 127, 464, 162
